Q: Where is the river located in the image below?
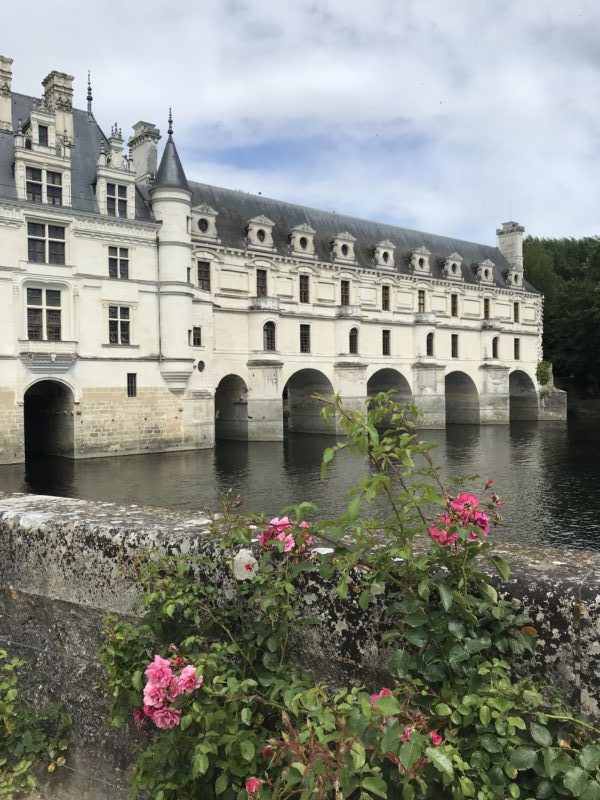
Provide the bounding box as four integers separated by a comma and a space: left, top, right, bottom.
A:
0, 420, 598, 550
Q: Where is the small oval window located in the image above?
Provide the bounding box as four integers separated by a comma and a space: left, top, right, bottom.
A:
451, 263, 457, 274
299, 236, 308, 250
382, 251, 389, 264
341, 244, 349, 257
198, 218, 209, 233
514, 274, 519, 284
418, 257, 425, 268
257, 229, 266, 243
484, 269, 489, 279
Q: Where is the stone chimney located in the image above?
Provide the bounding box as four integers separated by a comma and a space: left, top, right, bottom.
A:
0, 56, 13, 132
496, 221, 524, 272
42, 70, 74, 140
128, 121, 161, 182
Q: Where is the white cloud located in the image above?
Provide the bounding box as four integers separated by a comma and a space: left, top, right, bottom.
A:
3, 0, 600, 241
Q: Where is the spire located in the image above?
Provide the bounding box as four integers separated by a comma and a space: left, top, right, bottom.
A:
87, 71, 93, 117
153, 109, 190, 192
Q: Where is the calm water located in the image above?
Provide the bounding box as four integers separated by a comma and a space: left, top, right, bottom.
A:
0, 420, 599, 550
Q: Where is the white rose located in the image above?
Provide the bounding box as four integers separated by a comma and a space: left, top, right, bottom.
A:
233, 548, 258, 581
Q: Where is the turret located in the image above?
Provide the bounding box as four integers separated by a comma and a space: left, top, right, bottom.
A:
497, 220, 525, 289
0, 55, 13, 132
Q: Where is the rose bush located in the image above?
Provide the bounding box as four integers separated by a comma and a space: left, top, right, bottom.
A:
100, 393, 600, 800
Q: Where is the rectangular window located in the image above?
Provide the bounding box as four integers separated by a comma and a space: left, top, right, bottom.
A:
108, 305, 130, 345
192, 326, 202, 347
514, 302, 520, 322
107, 182, 127, 218
451, 333, 458, 358
382, 285, 390, 311
38, 125, 48, 147
108, 246, 129, 279
46, 171, 62, 206
341, 279, 350, 306
514, 338, 520, 359
26, 287, 61, 341
418, 289, 425, 313
197, 260, 211, 291
300, 324, 311, 353
26, 167, 42, 203
256, 269, 267, 297
382, 329, 391, 356
451, 293, 458, 317
27, 222, 65, 264
299, 274, 310, 303
127, 373, 137, 398
484, 298, 490, 320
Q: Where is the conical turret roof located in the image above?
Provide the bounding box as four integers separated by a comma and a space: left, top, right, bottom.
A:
153, 110, 190, 192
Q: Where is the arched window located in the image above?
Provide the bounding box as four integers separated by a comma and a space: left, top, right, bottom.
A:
349, 327, 359, 354
426, 332, 434, 357
263, 321, 276, 351
492, 336, 499, 359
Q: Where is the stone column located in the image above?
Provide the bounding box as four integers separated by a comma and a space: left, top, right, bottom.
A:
182, 389, 215, 449
333, 360, 367, 432
479, 363, 510, 424
412, 361, 445, 428
246, 359, 284, 441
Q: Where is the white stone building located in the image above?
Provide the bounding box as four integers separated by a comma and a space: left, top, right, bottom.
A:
0, 58, 565, 464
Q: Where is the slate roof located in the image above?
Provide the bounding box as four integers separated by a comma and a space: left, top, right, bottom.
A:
153, 134, 190, 192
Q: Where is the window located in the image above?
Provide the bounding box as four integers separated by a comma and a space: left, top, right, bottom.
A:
451, 293, 458, 317
382, 285, 390, 311
47, 171, 62, 206
492, 337, 499, 359
263, 321, 276, 351
382, 329, 391, 356
108, 246, 129, 279
514, 302, 520, 322
300, 324, 311, 353
26, 167, 42, 203
27, 222, 65, 264
38, 125, 48, 146
198, 218, 209, 233
197, 261, 211, 291
256, 269, 267, 297
426, 332, 434, 357
451, 334, 459, 358
127, 373, 137, 398
26, 288, 61, 341
418, 289, 425, 313
108, 306, 130, 345
349, 327, 358, 354
107, 182, 127, 218
191, 326, 202, 347
514, 338, 520, 360
299, 274, 310, 303
484, 298, 490, 320
341, 279, 350, 306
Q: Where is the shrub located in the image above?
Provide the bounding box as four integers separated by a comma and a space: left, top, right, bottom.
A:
536, 360, 552, 386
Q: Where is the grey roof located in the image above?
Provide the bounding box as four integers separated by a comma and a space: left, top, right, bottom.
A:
0, 93, 153, 220
153, 134, 190, 192
189, 181, 536, 291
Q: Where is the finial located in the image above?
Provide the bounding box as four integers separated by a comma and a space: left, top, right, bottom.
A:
87, 71, 93, 116
168, 107, 173, 136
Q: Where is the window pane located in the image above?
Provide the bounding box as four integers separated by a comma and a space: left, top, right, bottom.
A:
120, 307, 130, 320
27, 288, 42, 305
107, 197, 116, 216
46, 290, 61, 307
48, 225, 65, 240
27, 309, 42, 340
108, 306, 118, 318
109, 320, 119, 343
118, 199, 127, 218
120, 321, 130, 344
47, 186, 62, 206
48, 241, 65, 264
107, 183, 115, 195
192, 327, 202, 347
108, 258, 118, 278
26, 184, 43, 203
108, 246, 117, 257
119, 259, 129, 279
26, 167, 42, 181
120, 247, 128, 258
118, 185, 127, 198
28, 222, 45, 237
47, 171, 62, 186
38, 125, 48, 146
46, 309, 61, 341
28, 239, 45, 262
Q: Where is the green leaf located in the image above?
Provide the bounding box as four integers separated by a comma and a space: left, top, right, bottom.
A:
131, 669, 143, 692
510, 746, 537, 770
240, 708, 252, 726
459, 776, 476, 797
347, 494, 362, 520
399, 738, 422, 770
480, 734, 504, 754
530, 722, 552, 747
240, 740, 255, 762
435, 702, 452, 716
405, 628, 428, 647
479, 706, 491, 726
438, 584, 453, 611
359, 590, 370, 611
387, 649, 411, 679
535, 780, 554, 799
582, 781, 600, 800
373, 695, 401, 716
564, 767, 589, 797
192, 751, 209, 777
215, 773, 228, 795
488, 555, 511, 581
426, 746, 454, 777
581, 745, 600, 771
351, 741, 366, 770
448, 644, 469, 667
361, 776, 388, 797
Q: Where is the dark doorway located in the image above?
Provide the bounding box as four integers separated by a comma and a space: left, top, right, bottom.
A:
215, 374, 249, 440
24, 380, 74, 457
283, 369, 335, 434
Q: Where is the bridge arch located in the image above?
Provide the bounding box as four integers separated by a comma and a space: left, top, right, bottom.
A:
283, 368, 335, 434
215, 373, 249, 440
24, 378, 74, 457
367, 368, 413, 404
509, 369, 538, 421
445, 370, 480, 424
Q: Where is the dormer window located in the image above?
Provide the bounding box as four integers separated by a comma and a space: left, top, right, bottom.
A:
38, 125, 48, 146
504, 268, 523, 289
332, 232, 356, 263
374, 239, 395, 268
193, 204, 219, 240
443, 252, 463, 281
299, 236, 308, 250
107, 182, 127, 218
290, 223, 316, 257
475, 258, 495, 285
247, 215, 275, 249
198, 218, 208, 233
410, 246, 431, 275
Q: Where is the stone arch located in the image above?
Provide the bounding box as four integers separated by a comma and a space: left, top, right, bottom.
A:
24, 379, 74, 457
215, 374, 249, 440
509, 369, 538, 421
367, 368, 413, 404
445, 371, 480, 424
283, 368, 335, 434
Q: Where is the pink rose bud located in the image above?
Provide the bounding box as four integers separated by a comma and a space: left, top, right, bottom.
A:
429, 730, 443, 746
245, 777, 261, 794
262, 744, 274, 758
485, 479, 494, 489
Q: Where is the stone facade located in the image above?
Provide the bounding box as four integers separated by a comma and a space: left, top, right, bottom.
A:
0, 58, 566, 464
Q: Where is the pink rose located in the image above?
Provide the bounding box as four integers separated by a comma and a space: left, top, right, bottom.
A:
166, 677, 181, 702
451, 492, 479, 511
142, 704, 155, 718
132, 708, 146, 727
151, 707, 182, 729
245, 777, 261, 794
276, 531, 295, 552
269, 516, 292, 531
429, 730, 443, 746
177, 664, 203, 694
298, 521, 311, 529
262, 744, 274, 759
144, 655, 173, 688
370, 687, 393, 705
143, 681, 166, 708
258, 529, 275, 547
401, 725, 413, 742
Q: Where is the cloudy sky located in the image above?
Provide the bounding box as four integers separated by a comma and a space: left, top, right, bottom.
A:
4, 0, 600, 243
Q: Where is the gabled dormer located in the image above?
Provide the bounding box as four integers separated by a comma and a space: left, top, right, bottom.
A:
246, 215, 275, 250
410, 245, 431, 275
374, 239, 395, 268
193, 203, 219, 242
504, 268, 523, 290
290, 223, 316, 258
475, 258, 495, 285
332, 232, 356, 263
95, 124, 136, 219
443, 252, 463, 281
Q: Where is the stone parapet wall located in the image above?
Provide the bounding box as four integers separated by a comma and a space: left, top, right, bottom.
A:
0, 493, 598, 798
